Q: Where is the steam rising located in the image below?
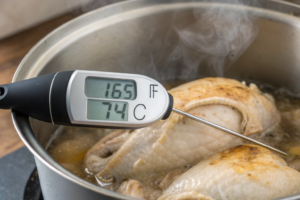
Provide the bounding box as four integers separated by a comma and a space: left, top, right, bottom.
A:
124, 1, 260, 81
174, 7, 258, 77
166, 2, 259, 79
66, 0, 259, 81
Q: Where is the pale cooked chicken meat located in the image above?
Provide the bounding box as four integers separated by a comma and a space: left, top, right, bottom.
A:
117, 179, 146, 200
156, 169, 186, 190
86, 78, 280, 183
160, 191, 214, 200
85, 130, 131, 175
159, 144, 300, 200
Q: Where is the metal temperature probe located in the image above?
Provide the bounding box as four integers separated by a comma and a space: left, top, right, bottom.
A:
0, 70, 287, 156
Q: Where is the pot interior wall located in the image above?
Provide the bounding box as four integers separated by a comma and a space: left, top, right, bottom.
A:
17, 2, 300, 199
30, 4, 300, 148
36, 5, 300, 90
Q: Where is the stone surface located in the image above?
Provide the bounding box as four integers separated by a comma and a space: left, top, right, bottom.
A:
0, 147, 36, 200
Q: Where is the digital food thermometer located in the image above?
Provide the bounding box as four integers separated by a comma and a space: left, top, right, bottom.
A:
0, 70, 287, 156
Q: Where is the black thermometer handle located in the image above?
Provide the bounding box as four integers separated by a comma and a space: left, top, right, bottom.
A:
0, 71, 173, 127
0, 71, 74, 124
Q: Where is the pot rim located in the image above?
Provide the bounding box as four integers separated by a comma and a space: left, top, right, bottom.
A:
11, 0, 300, 199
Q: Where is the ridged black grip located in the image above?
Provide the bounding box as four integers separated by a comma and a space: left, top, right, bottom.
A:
0, 73, 56, 122
51, 71, 74, 125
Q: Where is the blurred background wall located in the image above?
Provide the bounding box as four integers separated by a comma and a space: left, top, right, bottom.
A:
0, 0, 101, 40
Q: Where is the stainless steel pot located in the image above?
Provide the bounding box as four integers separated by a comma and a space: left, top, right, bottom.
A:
12, 0, 300, 199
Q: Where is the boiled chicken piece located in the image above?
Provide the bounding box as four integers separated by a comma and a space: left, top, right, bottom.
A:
159, 144, 300, 200
117, 179, 146, 200
156, 169, 186, 190
92, 78, 280, 182
160, 191, 214, 200
288, 159, 300, 172
85, 130, 131, 176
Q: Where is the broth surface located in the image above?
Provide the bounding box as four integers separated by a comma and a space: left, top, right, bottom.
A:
47, 81, 300, 199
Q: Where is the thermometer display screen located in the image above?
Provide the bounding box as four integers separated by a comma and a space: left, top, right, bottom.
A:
87, 100, 128, 121
85, 77, 136, 100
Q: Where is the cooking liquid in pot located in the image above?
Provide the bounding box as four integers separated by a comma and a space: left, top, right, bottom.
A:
47, 81, 300, 200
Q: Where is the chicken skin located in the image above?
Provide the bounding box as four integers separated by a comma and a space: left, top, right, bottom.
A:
86, 78, 280, 184
159, 145, 300, 200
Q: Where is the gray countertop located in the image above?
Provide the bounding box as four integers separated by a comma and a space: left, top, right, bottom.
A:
0, 147, 36, 200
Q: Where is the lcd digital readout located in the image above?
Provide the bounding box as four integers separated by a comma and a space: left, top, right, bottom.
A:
85, 77, 136, 100
87, 100, 128, 121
